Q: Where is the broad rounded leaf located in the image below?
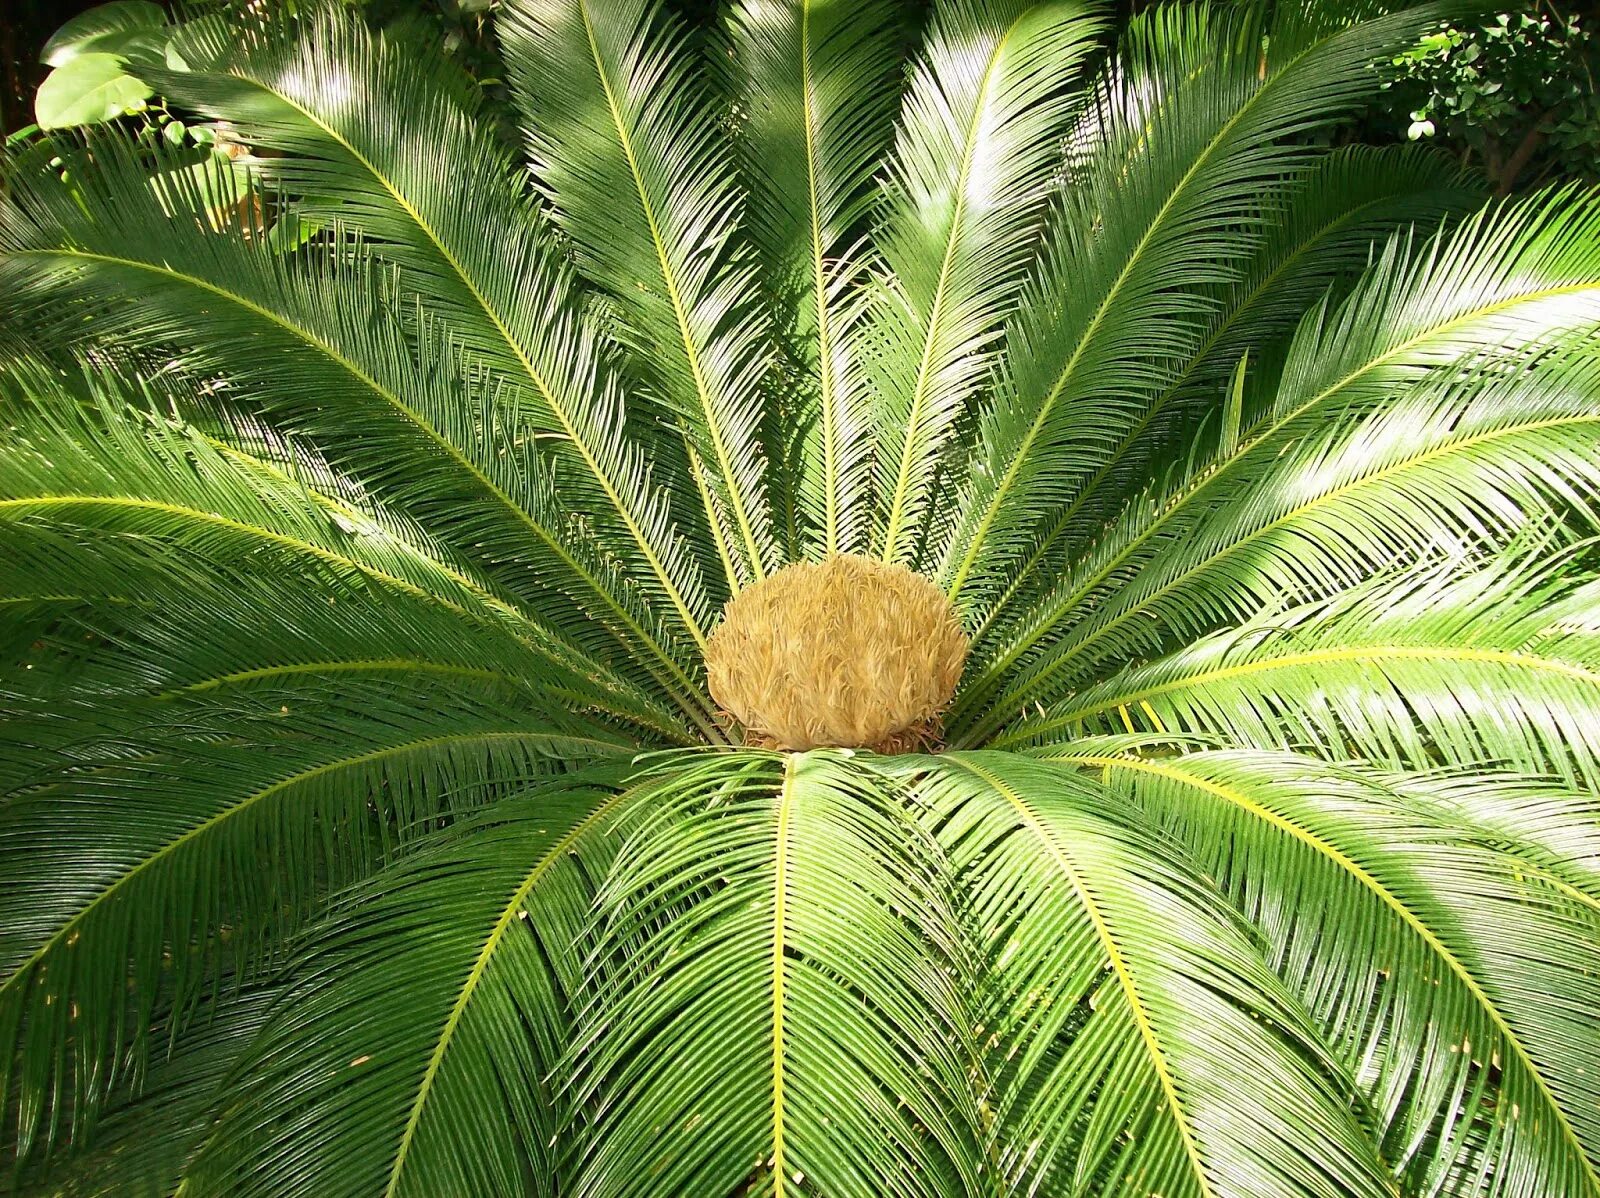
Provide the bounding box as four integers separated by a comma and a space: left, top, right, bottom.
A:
34, 53, 152, 129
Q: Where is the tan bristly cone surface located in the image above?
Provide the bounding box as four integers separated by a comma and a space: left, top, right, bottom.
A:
704, 555, 970, 752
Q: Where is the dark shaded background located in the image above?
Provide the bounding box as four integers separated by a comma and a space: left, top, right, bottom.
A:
4, 0, 103, 134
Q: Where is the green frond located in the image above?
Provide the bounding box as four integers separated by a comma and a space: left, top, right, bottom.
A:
972, 144, 1483, 642
180, 773, 630, 1198
937, 2, 1465, 611
0, 361, 682, 739
500, 0, 780, 587
568, 751, 985, 1197
912, 751, 1395, 1197
0, 141, 719, 731
1005, 544, 1600, 788
959, 193, 1600, 738
869, 0, 1105, 567
9, 988, 274, 1197
722, 0, 907, 556
147, 9, 722, 661
0, 673, 620, 1164
1041, 747, 1600, 1196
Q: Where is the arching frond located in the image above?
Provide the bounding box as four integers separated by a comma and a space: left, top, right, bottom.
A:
500, 0, 780, 587
1041, 747, 1600, 1197
958, 194, 1600, 739
0, 361, 680, 739
911, 752, 1395, 1197
971, 145, 1482, 643
8, 988, 274, 1197
180, 773, 631, 1198
870, 0, 1105, 566
937, 2, 1468, 610
147, 10, 720, 662
722, 0, 906, 556
568, 751, 985, 1197
1006, 545, 1600, 789
0, 142, 719, 730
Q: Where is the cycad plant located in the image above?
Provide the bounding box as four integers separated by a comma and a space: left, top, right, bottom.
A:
3, 0, 1600, 1193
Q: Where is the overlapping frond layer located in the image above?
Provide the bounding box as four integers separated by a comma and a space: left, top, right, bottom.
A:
0, 363, 677, 739
1050, 748, 1600, 1197
568, 751, 984, 1197
957, 197, 1600, 739
1009, 548, 1600, 788
869, 0, 1104, 567
723, 0, 906, 555
0, 680, 617, 1164
913, 752, 1394, 1197
970, 145, 1482, 642
501, 0, 779, 587
937, 2, 1462, 610
147, 9, 719, 665
0, 139, 718, 730
7, 988, 274, 1197
181, 777, 629, 1198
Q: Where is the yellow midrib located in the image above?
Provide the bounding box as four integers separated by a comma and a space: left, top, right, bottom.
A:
260, 73, 715, 651
576, 0, 768, 587
1016, 643, 1600, 743
968, 191, 1423, 647
0, 731, 609, 1003
996, 410, 1600, 715
1078, 754, 1600, 1198
20, 245, 714, 729
879, 10, 1028, 566
770, 755, 799, 1197
957, 299, 1600, 726
951, 755, 1217, 1198
800, 0, 841, 557
383, 788, 629, 1197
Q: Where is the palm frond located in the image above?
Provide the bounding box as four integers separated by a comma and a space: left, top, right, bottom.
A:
722, 0, 907, 556
869, 0, 1105, 567
912, 751, 1395, 1197
567, 750, 985, 1197
971, 144, 1483, 643
500, 0, 780, 587
1041, 746, 1600, 1196
1005, 543, 1600, 789
0, 360, 682, 739
0, 142, 720, 732
9, 987, 275, 1197
937, 2, 1464, 610
147, 9, 721, 660
958, 192, 1600, 739
180, 773, 630, 1198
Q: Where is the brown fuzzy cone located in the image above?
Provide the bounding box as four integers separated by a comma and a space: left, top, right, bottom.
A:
704, 555, 969, 752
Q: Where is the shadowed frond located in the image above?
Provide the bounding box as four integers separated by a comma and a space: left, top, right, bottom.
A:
0, 361, 680, 739
8, 988, 274, 1197
181, 773, 632, 1198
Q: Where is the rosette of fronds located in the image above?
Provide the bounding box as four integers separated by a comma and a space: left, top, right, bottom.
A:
2, 0, 1599, 1194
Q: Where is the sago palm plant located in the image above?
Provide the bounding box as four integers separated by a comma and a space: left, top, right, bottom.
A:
3, 0, 1599, 1193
